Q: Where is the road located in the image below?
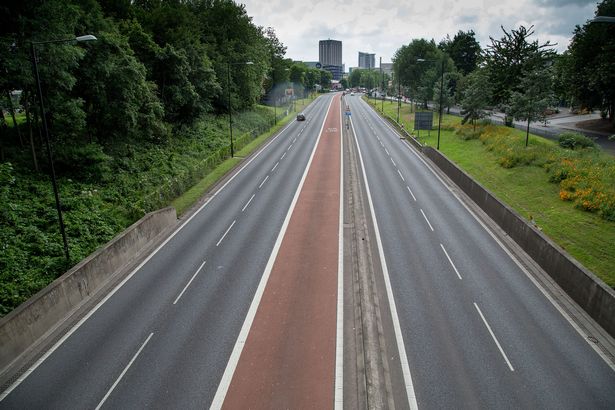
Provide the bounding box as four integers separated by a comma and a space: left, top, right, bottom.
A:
346, 94, 615, 408
0, 94, 342, 409
2, 92, 615, 409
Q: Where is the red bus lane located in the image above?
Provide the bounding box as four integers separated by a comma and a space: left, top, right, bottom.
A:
222, 96, 342, 409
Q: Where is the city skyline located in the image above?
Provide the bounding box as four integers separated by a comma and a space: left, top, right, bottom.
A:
240, 0, 597, 67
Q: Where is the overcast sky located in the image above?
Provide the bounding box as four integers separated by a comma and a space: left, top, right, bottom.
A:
240, 0, 598, 68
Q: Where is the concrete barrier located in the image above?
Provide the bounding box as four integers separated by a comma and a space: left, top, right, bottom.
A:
423, 146, 615, 338
0, 207, 177, 375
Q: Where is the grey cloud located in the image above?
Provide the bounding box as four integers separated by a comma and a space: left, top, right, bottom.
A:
455, 14, 479, 26
535, 0, 595, 5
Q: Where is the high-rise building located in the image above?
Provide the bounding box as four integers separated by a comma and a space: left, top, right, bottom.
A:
319, 39, 343, 80
358, 52, 376, 69
319, 39, 342, 66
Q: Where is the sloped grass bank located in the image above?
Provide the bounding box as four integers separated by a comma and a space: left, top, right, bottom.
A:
0, 101, 309, 316
366, 98, 615, 288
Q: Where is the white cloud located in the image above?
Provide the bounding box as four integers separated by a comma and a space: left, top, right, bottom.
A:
240, 0, 596, 67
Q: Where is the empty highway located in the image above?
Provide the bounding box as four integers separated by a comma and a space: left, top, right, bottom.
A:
1, 92, 614, 409
346, 94, 615, 409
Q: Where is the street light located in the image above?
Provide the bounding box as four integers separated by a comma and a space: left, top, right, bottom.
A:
417, 58, 445, 150
31, 34, 97, 263
397, 79, 402, 124
227, 61, 254, 158
589, 16, 615, 23
380, 56, 384, 113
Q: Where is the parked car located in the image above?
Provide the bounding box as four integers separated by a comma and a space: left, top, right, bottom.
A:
296, 113, 306, 121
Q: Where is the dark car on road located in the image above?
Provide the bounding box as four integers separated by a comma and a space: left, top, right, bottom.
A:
296, 113, 306, 121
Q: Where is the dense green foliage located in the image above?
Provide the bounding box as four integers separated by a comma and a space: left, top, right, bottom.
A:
558, 132, 597, 150
560, 0, 615, 122
438, 30, 481, 76
0, 0, 329, 315
0, 106, 274, 315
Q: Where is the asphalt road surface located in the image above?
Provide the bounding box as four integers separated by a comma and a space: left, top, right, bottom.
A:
345, 94, 615, 409
0, 94, 341, 409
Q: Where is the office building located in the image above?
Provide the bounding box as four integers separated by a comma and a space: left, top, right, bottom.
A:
319, 39, 343, 80
358, 52, 376, 69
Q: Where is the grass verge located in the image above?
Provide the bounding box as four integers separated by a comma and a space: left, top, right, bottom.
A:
365, 97, 615, 288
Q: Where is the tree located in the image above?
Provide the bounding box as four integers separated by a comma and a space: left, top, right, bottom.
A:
433, 72, 455, 115
75, 30, 168, 146
483, 25, 556, 108
564, 0, 615, 122
319, 69, 332, 89
508, 66, 555, 146
439, 30, 481, 75
393, 39, 439, 99
340, 77, 348, 90
460, 69, 493, 130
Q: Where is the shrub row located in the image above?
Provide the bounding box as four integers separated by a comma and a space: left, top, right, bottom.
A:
453, 123, 615, 222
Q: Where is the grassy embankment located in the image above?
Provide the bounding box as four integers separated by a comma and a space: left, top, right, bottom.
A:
172, 98, 313, 215
365, 97, 615, 288
0, 97, 313, 315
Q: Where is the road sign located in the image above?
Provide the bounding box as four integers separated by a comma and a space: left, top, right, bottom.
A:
345, 111, 351, 116
414, 112, 433, 131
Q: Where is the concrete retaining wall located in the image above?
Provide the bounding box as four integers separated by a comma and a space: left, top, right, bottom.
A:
423, 146, 615, 337
0, 207, 177, 374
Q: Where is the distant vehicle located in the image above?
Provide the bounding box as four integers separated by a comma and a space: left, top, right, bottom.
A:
296, 113, 306, 121
350, 92, 354, 96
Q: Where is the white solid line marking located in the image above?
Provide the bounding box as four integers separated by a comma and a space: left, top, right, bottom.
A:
241, 194, 255, 212
211, 97, 336, 410
440, 244, 462, 280
0, 106, 306, 403
391, 157, 397, 167
173, 260, 206, 304
271, 162, 279, 172
95, 332, 154, 410
216, 220, 236, 247
407, 186, 417, 201
420, 209, 434, 231
474, 303, 515, 371
350, 115, 418, 409
335, 102, 344, 410
397, 169, 405, 182
258, 175, 269, 189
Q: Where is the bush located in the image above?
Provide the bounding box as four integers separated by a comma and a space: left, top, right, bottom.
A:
558, 132, 596, 150
454, 124, 482, 140
553, 156, 615, 221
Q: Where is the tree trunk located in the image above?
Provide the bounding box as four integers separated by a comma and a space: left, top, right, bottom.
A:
6, 91, 24, 147
24, 90, 39, 171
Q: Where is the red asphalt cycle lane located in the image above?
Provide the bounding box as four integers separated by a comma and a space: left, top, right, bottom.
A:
222, 95, 342, 409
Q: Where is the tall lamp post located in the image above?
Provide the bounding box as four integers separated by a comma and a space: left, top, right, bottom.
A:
380, 57, 384, 113
417, 58, 445, 150
396, 68, 401, 123
227, 61, 254, 158
31, 34, 97, 263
